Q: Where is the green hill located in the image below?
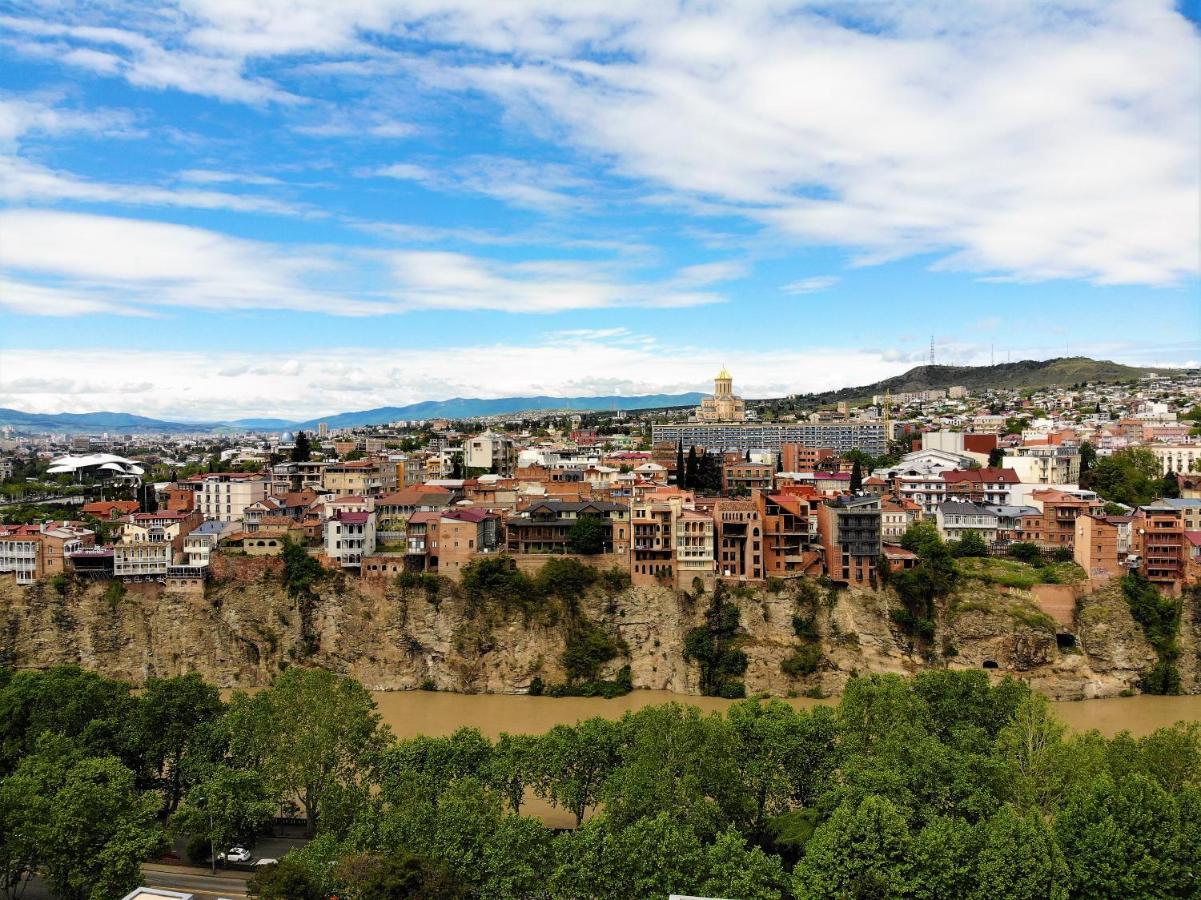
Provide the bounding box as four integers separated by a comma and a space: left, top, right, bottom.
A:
757, 357, 1185, 410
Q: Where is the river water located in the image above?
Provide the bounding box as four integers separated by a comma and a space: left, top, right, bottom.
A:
370, 689, 1201, 741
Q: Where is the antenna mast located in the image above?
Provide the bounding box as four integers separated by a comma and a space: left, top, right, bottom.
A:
929, 335, 935, 367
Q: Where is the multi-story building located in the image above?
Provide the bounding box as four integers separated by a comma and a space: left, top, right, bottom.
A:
1006, 446, 1081, 485
713, 499, 763, 580
880, 495, 922, 541
430, 509, 502, 580
631, 496, 715, 590
465, 431, 517, 476
505, 500, 629, 555
653, 421, 888, 455
1074, 515, 1122, 582
817, 495, 882, 587
755, 491, 822, 576
321, 459, 394, 497
1131, 502, 1188, 595
80, 500, 140, 521
1018, 489, 1104, 550
721, 461, 773, 496
1148, 444, 1201, 475
194, 472, 270, 522
0, 522, 94, 584
779, 444, 835, 471
935, 501, 1000, 544
324, 510, 376, 568
940, 468, 1022, 506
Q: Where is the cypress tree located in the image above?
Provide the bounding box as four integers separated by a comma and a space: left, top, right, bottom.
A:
676, 441, 685, 486
686, 446, 699, 489
850, 459, 863, 492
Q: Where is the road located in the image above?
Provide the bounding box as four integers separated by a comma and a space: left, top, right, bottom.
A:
141, 864, 249, 900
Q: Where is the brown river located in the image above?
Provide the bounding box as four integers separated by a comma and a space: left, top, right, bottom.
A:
370, 689, 1201, 743
238, 689, 1201, 828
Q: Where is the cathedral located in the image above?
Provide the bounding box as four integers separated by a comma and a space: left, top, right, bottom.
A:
696, 366, 747, 422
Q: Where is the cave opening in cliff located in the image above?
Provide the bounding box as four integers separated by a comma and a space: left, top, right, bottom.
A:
982, 660, 999, 669
1056, 633, 1077, 650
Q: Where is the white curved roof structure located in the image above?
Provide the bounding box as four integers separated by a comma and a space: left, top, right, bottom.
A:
47, 453, 145, 478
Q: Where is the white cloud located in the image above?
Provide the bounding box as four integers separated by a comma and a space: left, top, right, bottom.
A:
4, 335, 1192, 421
0, 209, 730, 316
376, 155, 591, 212
781, 276, 839, 295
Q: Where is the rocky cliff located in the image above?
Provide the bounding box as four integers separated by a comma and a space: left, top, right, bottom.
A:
0, 558, 1183, 700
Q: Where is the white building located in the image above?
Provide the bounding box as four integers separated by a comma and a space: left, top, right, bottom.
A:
935, 501, 999, 544
324, 510, 376, 568
1149, 444, 1201, 475
465, 431, 517, 475
194, 473, 270, 522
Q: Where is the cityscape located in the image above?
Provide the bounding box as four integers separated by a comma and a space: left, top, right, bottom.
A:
1, 0, 1200, 898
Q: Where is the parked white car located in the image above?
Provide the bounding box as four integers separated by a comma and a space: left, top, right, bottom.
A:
217, 846, 251, 863
255, 858, 279, 867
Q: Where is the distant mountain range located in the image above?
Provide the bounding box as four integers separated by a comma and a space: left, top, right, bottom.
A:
0, 392, 706, 434
1, 357, 1189, 435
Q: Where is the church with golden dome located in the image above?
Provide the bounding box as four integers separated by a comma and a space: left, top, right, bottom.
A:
696, 366, 747, 422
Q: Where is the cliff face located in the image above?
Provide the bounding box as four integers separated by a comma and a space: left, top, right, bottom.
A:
0, 560, 1175, 700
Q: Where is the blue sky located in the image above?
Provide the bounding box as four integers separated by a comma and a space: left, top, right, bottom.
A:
0, 0, 1198, 420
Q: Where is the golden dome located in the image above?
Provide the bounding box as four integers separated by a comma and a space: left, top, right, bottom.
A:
716, 365, 732, 380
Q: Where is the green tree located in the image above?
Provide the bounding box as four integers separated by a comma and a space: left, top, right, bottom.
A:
485, 733, 542, 814
1162, 469, 1181, 499
226, 668, 386, 836
247, 855, 325, 900
1083, 447, 1162, 505
290, 431, 312, 462
170, 766, 274, 870
126, 673, 223, 815
12, 738, 162, 900
987, 447, 1005, 468
995, 693, 1067, 812
683, 582, 748, 698
795, 795, 913, 899
850, 459, 863, 492
533, 718, 619, 827
566, 515, 608, 555
685, 446, 698, 489
1079, 439, 1097, 475
675, 442, 685, 486
975, 805, 1068, 900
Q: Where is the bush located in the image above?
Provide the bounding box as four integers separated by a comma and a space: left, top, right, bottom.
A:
49, 573, 69, 596
184, 833, 211, 865
536, 558, 598, 606
1120, 572, 1182, 695
460, 556, 539, 615
781, 644, 822, 677
792, 613, 819, 641
527, 676, 544, 696
103, 580, 126, 610
561, 618, 625, 683
952, 530, 989, 558
598, 567, 632, 594
1008, 542, 1043, 564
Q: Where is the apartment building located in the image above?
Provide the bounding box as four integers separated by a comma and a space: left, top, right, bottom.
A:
1149, 444, 1201, 475
0, 522, 94, 584
1131, 502, 1188, 595
194, 473, 270, 522
465, 431, 517, 476
652, 421, 888, 455
1006, 446, 1081, 485
321, 459, 395, 497
1018, 489, 1104, 550
505, 500, 628, 555
631, 496, 715, 590
721, 461, 774, 496
714, 499, 763, 580
756, 491, 822, 576
113, 511, 201, 579
779, 444, 835, 471
817, 495, 882, 587
935, 501, 999, 544
1074, 515, 1122, 582
941, 468, 1022, 506
324, 510, 376, 568
880, 495, 922, 541
431, 509, 501, 580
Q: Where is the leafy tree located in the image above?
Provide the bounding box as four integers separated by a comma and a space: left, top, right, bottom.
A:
226, 668, 386, 836
126, 673, 223, 815
1162, 469, 1181, 499
1120, 572, 1182, 695
337, 851, 467, 899
1082, 447, 1162, 505
170, 766, 274, 869
533, 718, 619, 827
850, 459, 864, 492
561, 619, 624, 683
10, 737, 162, 900
987, 447, 1005, 468
1079, 439, 1097, 475
566, 514, 608, 555
0, 666, 135, 776
485, 733, 542, 813
952, 529, 989, 558
795, 795, 913, 898
683, 582, 748, 697
247, 855, 325, 900
995, 693, 1067, 812
290, 431, 312, 463
975, 805, 1068, 900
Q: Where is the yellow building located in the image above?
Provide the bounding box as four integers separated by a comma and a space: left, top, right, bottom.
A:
697, 367, 746, 422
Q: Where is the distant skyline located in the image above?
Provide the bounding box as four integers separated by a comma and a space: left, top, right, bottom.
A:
1, 0, 1198, 420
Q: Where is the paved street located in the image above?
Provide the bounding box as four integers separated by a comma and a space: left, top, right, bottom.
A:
140, 864, 250, 900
